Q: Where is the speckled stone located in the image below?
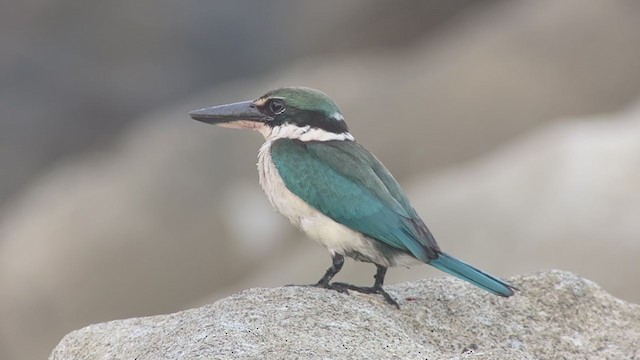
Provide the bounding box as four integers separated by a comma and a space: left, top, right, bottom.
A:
49, 271, 640, 360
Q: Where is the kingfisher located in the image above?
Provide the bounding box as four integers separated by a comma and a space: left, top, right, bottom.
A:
189, 87, 515, 307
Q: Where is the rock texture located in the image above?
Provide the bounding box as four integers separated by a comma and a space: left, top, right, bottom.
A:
50, 271, 640, 359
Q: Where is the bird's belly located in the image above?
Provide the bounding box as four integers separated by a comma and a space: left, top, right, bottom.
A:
257, 142, 415, 267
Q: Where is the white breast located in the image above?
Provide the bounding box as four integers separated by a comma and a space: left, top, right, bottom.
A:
257, 140, 415, 267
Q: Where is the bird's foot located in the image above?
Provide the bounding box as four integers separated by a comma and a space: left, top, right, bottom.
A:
331, 282, 400, 309
314, 281, 350, 294
286, 282, 398, 307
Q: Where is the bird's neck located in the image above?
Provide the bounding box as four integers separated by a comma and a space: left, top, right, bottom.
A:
261, 123, 354, 142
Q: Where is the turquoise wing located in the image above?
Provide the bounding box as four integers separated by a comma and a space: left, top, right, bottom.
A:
270, 138, 439, 262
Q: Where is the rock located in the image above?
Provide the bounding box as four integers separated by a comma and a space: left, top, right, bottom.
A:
49, 271, 640, 359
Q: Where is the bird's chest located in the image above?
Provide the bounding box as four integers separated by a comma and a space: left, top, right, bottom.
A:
257, 141, 366, 253
257, 141, 319, 226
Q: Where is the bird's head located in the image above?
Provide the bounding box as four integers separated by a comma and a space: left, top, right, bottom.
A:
189, 87, 352, 141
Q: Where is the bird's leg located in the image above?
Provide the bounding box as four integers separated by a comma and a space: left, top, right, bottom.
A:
371, 265, 399, 308
288, 253, 348, 293
333, 265, 399, 308
313, 254, 348, 293
316, 253, 344, 287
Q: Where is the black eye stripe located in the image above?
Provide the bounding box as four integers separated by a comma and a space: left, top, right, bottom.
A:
288, 109, 349, 134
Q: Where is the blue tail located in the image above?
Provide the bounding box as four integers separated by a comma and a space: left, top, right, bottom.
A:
430, 253, 515, 297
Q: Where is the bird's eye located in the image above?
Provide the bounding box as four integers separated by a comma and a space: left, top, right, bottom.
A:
268, 99, 286, 115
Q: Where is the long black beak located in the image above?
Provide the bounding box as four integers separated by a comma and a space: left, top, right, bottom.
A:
188, 100, 266, 125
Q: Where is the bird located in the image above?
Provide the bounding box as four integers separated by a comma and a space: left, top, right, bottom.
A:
189, 87, 515, 307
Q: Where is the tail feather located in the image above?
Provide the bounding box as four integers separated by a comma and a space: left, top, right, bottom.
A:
430, 253, 515, 297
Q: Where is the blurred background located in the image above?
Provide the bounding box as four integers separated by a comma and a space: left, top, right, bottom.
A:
2, 1, 640, 359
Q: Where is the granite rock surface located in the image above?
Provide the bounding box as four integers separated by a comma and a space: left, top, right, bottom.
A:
50, 271, 640, 360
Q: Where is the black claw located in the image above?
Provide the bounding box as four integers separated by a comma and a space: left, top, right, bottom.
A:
331, 282, 400, 308
316, 281, 349, 294
286, 282, 349, 294
378, 288, 400, 309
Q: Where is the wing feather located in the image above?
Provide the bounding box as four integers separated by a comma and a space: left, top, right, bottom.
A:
271, 139, 439, 261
